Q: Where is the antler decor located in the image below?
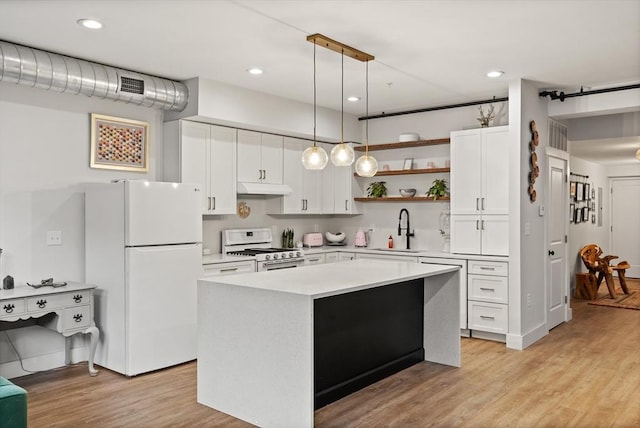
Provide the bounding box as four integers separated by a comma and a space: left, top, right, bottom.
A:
477, 104, 495, 127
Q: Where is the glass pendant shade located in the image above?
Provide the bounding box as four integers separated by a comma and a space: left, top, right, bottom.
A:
355, 154, 378, 177
636, 148, 640, 160
302, 145, 328, 170
330, 143, 355, 166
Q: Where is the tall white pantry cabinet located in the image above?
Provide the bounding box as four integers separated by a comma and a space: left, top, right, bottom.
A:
163, 120, 237, 215
450, 126, 509, 256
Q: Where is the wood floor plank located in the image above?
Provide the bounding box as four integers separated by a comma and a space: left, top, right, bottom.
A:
10, 279, 640, 427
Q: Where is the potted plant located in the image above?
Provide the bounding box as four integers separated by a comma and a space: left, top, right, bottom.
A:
427, 178, 448, 200
367, 181, 388, 198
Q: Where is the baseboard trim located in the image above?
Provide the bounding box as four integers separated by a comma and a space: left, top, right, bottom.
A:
507, 323, 548, 350
470, 330, 506, 343
0, 347, 88, 379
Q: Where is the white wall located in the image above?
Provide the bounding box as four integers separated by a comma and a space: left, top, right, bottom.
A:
0, 82, 163, 376
567, 157, 610, 290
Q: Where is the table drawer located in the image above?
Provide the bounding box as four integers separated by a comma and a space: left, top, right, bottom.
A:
26, 291, 89, 312
468, 274, 508, 303
203, 260, 255, 277
468, 260, 508, 276
468, 301, 508, 334
1, 298, 26, 317
63, 305, 91, 330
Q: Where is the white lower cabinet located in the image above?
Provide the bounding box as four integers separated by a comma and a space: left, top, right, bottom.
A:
355, 253, 419, 262
325, 252, 355, 263
203, 260, 256, 277
467, 259, 508, 337
303, 254, 325, 265
450, 215, 509, 256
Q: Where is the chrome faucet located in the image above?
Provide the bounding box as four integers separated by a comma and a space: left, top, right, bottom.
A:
398, 208, 415, 249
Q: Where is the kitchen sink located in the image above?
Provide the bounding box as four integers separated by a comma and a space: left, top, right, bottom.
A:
371, 247, 422, 253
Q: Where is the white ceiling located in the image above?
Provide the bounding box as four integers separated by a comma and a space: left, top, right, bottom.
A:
1, 0, 639, 162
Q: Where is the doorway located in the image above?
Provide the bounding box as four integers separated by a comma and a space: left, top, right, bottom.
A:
610, 177, 640, 278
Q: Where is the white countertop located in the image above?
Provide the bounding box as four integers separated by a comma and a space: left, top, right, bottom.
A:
302, 245, 507, 261
202, 254, 255, 265
199, 259, 458, 299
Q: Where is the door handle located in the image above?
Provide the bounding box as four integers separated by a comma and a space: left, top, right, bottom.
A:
476, 198, 480, 211
212, 197, 216, 210
481, 220, 485, 230
262, 169, 266, 180
345, 200, 348, 211
482, 198, 485, 210
549, 250, 555, 256
476, 220, 480, 230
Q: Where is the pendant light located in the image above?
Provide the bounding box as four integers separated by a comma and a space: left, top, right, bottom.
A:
330, 50, 355, 166
355, 60, 378, 177
301, 41, 328, 170
636, 148, 640, 161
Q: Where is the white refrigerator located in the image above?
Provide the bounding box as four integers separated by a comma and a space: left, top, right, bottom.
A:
85, 180, 202, 376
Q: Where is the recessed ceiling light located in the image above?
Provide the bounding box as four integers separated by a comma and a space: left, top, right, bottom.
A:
347, 96, 360, 102
247, 68, 263, 75
487, 70, 504, 78
77, 19, 103, 30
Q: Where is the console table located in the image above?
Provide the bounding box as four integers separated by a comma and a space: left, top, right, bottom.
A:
0, 282, 99, 376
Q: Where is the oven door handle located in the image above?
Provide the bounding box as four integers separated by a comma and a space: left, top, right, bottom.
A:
261, 261, 303, 271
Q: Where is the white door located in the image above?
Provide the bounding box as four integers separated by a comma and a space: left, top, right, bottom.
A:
237, 129, 262, 183
481, 215, 509, 256
450, 129, 482, 215
208, 125, 237, 214
450, 215, 482, 254
126, 243, 201, 375
547, 155, 568, 330
261, 133, 284, 184
611, 178, 640, 278
180, 121, 209, 213
125, 181, 202, 246
282, 138, 304, 213
482, 127, 510, 215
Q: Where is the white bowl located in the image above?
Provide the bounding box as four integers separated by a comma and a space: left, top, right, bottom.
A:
325, 232, 346, 243
399, 133, 420, 142
399, 188, 416, 197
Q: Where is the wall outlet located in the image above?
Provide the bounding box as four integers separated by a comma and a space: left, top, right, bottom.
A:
314, 224, 319, 232
47, 230, 62, 246
527, 293, 532, 308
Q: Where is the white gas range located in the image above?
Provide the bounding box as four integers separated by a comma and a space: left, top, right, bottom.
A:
222, 228, 305, 272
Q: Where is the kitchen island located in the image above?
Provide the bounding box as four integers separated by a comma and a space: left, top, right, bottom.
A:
197, 259, 460, 428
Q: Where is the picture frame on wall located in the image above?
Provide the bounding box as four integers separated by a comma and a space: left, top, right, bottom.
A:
575, 207, 581, 223
570, 203, 575, 223
575, 182, 584, 201
591, 186, 596, 199
584, 183, 591, 201
591, 214, 596, 224
402, 158, 413, 170
90, 113, 149, 172
582, 206, 589, 222
570, 181, 577, 199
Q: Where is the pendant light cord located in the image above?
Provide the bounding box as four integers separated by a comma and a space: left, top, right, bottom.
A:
365, 60, 369, 156
341, 49, 344, 145
313, 42, 317, 147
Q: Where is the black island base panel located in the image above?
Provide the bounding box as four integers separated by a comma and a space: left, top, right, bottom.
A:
314, 278, 425, 409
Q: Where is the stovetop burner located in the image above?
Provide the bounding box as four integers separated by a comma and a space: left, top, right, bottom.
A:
222, 229, 305, 263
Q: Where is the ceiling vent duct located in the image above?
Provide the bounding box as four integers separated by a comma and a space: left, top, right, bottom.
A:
0, 40, 188, 111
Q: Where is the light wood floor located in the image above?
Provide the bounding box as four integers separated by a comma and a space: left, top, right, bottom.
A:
12, 281, 640, 428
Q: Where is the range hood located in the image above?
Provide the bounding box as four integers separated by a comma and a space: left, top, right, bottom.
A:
237, 182, 292, 195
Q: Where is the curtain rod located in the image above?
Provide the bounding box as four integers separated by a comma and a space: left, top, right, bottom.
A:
358, 96, 508, 121
570, 172, 589, 179
539, 83, 640, 102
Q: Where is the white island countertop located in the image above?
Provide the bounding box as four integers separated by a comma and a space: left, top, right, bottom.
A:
201, 259, 459, 299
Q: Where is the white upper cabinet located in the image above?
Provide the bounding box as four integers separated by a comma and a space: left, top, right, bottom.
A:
450, 125, 509, 256
450, 126, 509, 215
276, 137, 322, 214
237, 130, 283, 185
163, 120, 236, 215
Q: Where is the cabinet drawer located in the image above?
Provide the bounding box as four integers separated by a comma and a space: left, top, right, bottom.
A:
1, 298, 26, 317
27, 293, 68, 312
203, 261, 255, 277
468, 274, 508, 303
468, 301, 508, 334
468, 260, 508, 276
63, 305, 91, 330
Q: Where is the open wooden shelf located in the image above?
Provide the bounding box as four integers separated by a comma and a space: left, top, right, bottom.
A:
354, 196, 450, 202
354, 138, 450, 152
354, 167, 450, 177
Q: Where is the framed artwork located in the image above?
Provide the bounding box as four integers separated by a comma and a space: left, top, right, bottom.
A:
591, 201, 596, 211
570, 181, 576, 199
584, 183, 591, 201
90, 113, 149, 172
591, 214, 596, 224
570, 203, 575, 223
403, 158, 413, 170
574, 207, 581, 223
575, 182, 584, 201
591, 186, 596, 199
582, 206, 589, 222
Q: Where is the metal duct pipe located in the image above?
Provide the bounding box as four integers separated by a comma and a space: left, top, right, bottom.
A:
0, 40, 188, 111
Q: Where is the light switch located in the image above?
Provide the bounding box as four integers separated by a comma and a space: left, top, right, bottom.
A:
47, 230, 62, 246
524, 222, 531, 236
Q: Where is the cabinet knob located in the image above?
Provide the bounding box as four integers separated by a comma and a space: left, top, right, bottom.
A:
3, 304, 15, 313
549, 250, 555, 256
73, 294, 83, 303
73, 314, 83, 323
36, 299, 47, 308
